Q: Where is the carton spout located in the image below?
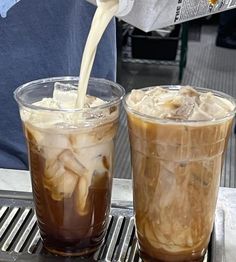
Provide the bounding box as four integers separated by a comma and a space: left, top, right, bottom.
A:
87, 0, 233, 33
95, 0, 134, 17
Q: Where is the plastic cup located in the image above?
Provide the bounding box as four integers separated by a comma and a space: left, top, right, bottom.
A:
14, 77, 125, 256
124, 86, 235, 262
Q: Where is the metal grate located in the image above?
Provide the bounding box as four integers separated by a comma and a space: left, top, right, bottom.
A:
0, 191, 223, 262
221, 123, 236, 188
114, 106, 131, 180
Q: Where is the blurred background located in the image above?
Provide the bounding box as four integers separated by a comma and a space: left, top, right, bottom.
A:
114, 13, 236, 188
116, 14, 236, 94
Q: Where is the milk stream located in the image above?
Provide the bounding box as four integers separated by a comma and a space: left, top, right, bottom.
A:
76, 0, 119, 108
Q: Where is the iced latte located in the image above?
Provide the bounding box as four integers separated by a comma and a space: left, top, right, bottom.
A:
14, 77, 124, 256
124, 86, 235, 262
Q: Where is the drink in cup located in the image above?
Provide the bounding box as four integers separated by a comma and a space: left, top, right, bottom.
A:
124, 86, 235, 262
14, 77, 125, 256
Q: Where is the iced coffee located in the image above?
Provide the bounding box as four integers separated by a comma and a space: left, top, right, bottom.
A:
14, 77, 124, 256
124, 86, 235, 262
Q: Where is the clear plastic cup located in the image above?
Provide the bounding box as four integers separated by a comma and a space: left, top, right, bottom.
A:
124, 86, 236, 262
14, 77, 125, 256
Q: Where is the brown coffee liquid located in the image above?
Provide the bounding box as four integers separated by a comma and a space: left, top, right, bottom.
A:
25, 122, 115, 256
127, 114, 233, 262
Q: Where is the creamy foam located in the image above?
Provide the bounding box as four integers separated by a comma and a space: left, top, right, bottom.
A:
126, 86, 235, 121
20, 82, 118, 128
38, 82, 106, 109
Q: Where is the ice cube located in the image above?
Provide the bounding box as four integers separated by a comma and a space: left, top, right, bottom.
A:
84, 95, 106, 108
44, 159, 78, 200
44, 160, 64, 192
199, 100, 230, 119
90, 154, 112, 189
44, 160, 64, 186
43, 147, 64, 164
195, 92, 234, 120
179, 86, 199, 97
189, 105, 212, 121
28, 98, 64, 128
25, 124, 71, 165
214, 95, 235, 112
127, 86, 234, 121
54, 170, 78, 198
94, 123, 116, 142
70, 124, 115, 149
74, 142, 114, 173
70, 132, 94, 149
166, 96, 195, 120
58, 149, 88, 176
44, 159, 62, 179
33, 98, 59, 109
75, 176, 89, 216
25, 124, 44, 146
53, 82, 77, 109
37, 133, 71, 164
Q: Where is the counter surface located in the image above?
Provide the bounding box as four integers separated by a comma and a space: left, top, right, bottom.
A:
0, 168, 235, 261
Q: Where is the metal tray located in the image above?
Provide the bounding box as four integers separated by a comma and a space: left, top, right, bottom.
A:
0, 190, 224, 262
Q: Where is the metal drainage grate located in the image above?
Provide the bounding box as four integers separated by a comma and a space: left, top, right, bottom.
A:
0, 191, 222, 262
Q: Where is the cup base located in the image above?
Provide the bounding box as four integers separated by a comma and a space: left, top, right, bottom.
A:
139, 250, 205, 262
43, 242, 101, 257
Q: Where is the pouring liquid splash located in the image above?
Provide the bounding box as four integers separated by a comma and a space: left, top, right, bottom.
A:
76, 0, 119, 108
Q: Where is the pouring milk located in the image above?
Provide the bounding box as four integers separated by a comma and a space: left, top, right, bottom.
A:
76, 0, 119, 108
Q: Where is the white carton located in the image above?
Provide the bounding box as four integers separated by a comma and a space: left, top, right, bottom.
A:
88, 0, 236, 32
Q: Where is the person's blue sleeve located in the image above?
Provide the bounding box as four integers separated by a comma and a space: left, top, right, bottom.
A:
0, 0, 116, 169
